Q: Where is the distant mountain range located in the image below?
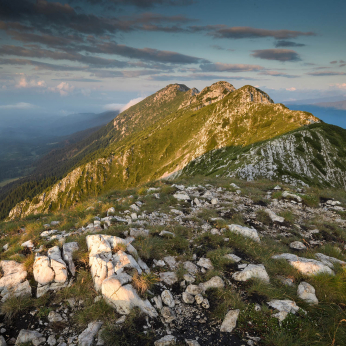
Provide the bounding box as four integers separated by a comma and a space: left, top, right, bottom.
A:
315, 99, 346, 110
4, 81, 346, 220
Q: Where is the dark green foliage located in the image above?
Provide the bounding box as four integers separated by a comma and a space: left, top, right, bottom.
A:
304, 135, 322, 152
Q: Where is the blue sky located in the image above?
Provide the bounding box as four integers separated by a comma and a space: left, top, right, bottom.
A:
0, 0, 345, 118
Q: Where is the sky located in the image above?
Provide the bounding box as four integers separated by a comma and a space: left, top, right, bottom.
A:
0, 0, 346, 118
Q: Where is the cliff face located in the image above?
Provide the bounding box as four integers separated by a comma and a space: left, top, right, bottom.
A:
8, 82, 322, 219
181, 124, 346, 189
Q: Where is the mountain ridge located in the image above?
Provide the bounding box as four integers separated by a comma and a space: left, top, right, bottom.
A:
7, 82, 323, 220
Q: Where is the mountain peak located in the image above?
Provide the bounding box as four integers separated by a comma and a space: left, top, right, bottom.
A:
179, 80, 235, 110
237, 85, 274, 104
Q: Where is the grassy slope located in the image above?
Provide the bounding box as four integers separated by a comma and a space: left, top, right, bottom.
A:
8, 85, 319, 219
181, 123, 346, 189
1, 176, 346, 345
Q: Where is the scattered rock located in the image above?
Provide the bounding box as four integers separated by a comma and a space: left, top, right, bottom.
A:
265, 209, 284, 223
199, 276, 225, 292
227, 224, 260, 242
272, 253, 334, 275
196, 258, 214, 270
15, 330, 45, 346
159, 272, 178, 286
224, 254, 241, 262
220, 309, 240, 332
232, 264, 270, 283
297, 282, 318, 304
154, 335, 176, 346
289, 241, 307, 251
78, 321, 103, 346
161, 290, 175, 308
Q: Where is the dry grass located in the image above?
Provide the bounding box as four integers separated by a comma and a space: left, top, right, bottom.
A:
132, 271, 159, 295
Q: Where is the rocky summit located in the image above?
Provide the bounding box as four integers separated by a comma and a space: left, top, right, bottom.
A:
0, 175, 346, 345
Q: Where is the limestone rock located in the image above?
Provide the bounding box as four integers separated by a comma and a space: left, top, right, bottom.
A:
282, 191, 302, 202
21, 240, 34, 248
48, 311, 63, 323
182, 292, 194, 304
154, 335, 176, 346
227, 224, 260, 242
102, 279, 157, 317
297, 282, 318, 304
196, 258, 214, 270
183, 261, 198, 274
173, 192, 190, 201
161, 290, 175, 308
199, 276, 225, 292
159, 272, 178, 286
0, 261, 30, 300
63, 242, 79, 276
267, 299, 300, 315
0, 336, 5, 346
314, 253, 346, 268
232, 264, 270, 283
161, 306, 176, 323
224, 254, 241, 262
48, 246, 68, 283
185, 340, 200, 346
78, 321, 103, 346
289, 241, 307, 251
265, 209, 284, 223
163, 256, 177, 270
15, 330, 45, 346
220, 309, 240, 332
272, 253, 334, 275
186, 284, 202, 295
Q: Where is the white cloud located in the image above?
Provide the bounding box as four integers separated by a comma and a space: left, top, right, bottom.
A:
120, 97, 144, 112
0, 102, 37, 109
330, 83, 346, 90
286, 87, 296, 91
103, 97, 144, 113
49, 82, 75, 96
16, 76, 46, 89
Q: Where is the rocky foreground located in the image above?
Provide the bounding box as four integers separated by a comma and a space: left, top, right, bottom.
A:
0, 178, 346, 345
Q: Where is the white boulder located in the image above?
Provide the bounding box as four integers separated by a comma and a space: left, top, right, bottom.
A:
220, 309, 240, 332
272, 253, 334, 275
297, 282, 318, 304
227, 224, 260, 242
232, 264, 270, 283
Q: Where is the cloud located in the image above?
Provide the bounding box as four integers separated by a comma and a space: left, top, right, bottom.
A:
251, 49, 301, 62
258, 71, 298, 78
103, 97, 144, 112
274, 40, 306, 47
49, 82, 75, 96
193, 25, 316, 39
210, 45, 234, 51
0, 1, 195, 37
147, 73, 258, 81
90, 69, 162, 78
200, 62, 264, 72
286, 87, 296, 91
331, 83, 346, 90
307, 71, 346, 76
330, 61, 338, 64
15, 75, 46, 88
83, 0, 195, 8
86, 42, 209, 64
0, 58, 88, 71
52, 78, 101, 83
120, 97, 145, 111
0, 45, 128, 68
0, 102, 37, 109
